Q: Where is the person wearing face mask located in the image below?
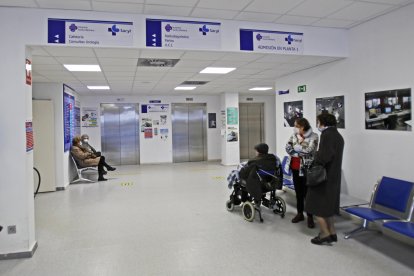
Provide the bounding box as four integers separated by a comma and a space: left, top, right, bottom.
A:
285, 118, 319, 228
80, 134, 100, 157
305, 113, 344, 245
71, 136, 116, 181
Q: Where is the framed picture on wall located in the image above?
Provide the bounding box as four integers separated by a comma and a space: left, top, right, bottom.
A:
364, 88, 411, 131
316, 96, 345, 128
283, 100, 303, 127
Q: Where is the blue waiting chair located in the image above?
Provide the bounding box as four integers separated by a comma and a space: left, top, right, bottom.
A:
344, 176, 414, 239
281, 156, 294, 190
381, 201, 414, 246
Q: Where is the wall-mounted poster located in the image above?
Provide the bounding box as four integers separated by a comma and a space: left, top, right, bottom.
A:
82, 107, 99, 127
227, 126, 239, 142
227, 107, 238, 125
63, 86, 75, 152
144, 128, 153, 139
284, 100, 303, 127
365, 88, 412, 131
160, 129, 169, 141
208, 113, 217, 128
316, 96, 345, 128
26, 121, 33, 152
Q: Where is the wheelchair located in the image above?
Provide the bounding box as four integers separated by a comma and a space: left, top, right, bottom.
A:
226, 168, 286, 223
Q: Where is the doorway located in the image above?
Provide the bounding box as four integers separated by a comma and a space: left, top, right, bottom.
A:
239, 103, 265, 159
172, 103, 207, 162
101, 103, 140, 165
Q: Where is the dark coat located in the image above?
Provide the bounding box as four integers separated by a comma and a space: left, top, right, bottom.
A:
239, 154, 281, 201
305, 127, 344, 217
71, 145, 100, 167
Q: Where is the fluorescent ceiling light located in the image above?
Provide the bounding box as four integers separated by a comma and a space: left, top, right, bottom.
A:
200, 67, 236, 74
249, 87, 273, 91
64, 64, 101, 72
174, 86, 197, 91
87, 86, 110, 90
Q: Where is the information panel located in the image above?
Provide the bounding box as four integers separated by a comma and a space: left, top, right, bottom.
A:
240, 29, 304, 55
48, 18, 133, 46
146, 18, 221, 50
63, 86, 76, 152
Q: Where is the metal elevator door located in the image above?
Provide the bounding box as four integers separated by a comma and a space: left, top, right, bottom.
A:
240, 103, 265, 159
101, 103, 140, 165
172, 103, 207, 163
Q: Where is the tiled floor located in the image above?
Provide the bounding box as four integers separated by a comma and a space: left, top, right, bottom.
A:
0, 162, 413, 276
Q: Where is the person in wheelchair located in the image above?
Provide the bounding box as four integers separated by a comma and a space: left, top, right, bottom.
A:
239, 143, 281, 209
226, 143, 285, 222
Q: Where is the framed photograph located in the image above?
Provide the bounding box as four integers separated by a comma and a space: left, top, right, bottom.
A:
316, 96, 345, 128
365, 88, 411, 131
284, 100, 303, 127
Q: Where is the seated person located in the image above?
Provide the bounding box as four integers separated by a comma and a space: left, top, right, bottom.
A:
71, 136, 116, 181
239, 143, 281, 209
81, 134, 100, 157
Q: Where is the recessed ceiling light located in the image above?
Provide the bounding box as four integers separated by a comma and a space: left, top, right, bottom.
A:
174, 86, 197, 91
87, 86, 110, 90
200, 67, 236, 74
249, 87, 273, 91
64, 64, 101, 72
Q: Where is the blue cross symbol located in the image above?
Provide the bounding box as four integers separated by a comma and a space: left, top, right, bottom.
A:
285, 35, 294, 45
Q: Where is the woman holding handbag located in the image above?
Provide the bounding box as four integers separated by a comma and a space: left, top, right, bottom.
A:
305, 113, 344, 245
285, 118, 319, 228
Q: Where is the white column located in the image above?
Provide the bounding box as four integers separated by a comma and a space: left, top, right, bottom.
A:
220, 93, 240, 165
0, 44, 36, 257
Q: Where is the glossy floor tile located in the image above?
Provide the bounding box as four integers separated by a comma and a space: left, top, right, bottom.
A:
0, 162, 413, 276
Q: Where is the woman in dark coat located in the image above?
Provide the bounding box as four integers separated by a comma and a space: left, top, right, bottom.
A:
305, 113, 344, 245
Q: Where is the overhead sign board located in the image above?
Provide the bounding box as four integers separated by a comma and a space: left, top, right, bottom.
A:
146, 18, 221, 50
48, 18, 133, 46
240, 29, 304, 55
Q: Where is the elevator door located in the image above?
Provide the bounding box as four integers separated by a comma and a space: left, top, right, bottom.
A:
240, 103, 265, 159
172, 103, 207, 163
101, 103, 139, 165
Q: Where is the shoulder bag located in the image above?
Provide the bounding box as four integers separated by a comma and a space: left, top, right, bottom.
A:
306, 164, 327, 187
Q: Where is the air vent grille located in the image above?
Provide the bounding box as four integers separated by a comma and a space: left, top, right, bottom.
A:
181, 81, 209, 85
137, 58, 179, 67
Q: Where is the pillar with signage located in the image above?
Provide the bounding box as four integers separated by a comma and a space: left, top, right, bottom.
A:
221, 93, 240, 165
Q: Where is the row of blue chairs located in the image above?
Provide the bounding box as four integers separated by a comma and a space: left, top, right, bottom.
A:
281, 156, 414, 245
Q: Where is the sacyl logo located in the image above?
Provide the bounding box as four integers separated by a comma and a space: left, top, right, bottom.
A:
165, 24, 173, 32
108, 25, 120, 36
285, 34, 294, 45
199, 25, 209, 35
69, 24, 78, 32
256, 33, 263, 41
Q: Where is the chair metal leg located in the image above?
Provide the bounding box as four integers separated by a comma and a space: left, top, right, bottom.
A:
344, 219, 368, 239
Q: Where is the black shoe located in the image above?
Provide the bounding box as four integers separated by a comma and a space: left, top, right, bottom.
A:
330, 234, 338, 242
0, 226, 3, 232
107, 167, 116, 171
291, 213, 305, 223
307, 216, 315, 229
98, 177, 107, 181
103, 170, 107, 175
311, 235, 333, 245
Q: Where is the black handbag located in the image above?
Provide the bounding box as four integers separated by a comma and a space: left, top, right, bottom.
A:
306, 164, 327, 187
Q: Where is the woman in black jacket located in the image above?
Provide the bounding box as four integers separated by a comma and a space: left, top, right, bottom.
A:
305, 113, 344, 245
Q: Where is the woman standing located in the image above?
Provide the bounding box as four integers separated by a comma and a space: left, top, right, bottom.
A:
285, 118, 319, 228
305, 113, 344, 245
71, 136, 116, 181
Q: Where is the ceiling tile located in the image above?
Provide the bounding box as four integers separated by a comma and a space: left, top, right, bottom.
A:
288, 0, 353, 18
360, 0, 411, 4
32, 75, 53, 82
30, 46, 50, 56
45, 46, 95, 57
99, 58, 138, 66
100, 65, 137, 72
191, 8, 238, 20
145, 0, 198, 6
144, 4, 192, 16
275, 15, 320, 25
235, 12, 281, 23
37, 0, 92, 10
32, 56, 59, 65
197, 0, 251, 10
92, 2, 144, 13
104, 71, 136, 77
210, 60, 249, 67
32, 64, 66, 72
0, 0, 37, 7
94, 48, 140, 58
245, 0, 304, 14
181, 51, 226, 60
328, 2, 394, 21
140, 49, 185, 59
221, 52, 264, 62
255, 54, 301, 63
311, 18, 356, 28
93, 0, 144, 3
56, 57, 98, 64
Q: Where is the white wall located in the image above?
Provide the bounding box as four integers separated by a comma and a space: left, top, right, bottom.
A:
275, 4, 414, 200
33, 83, 80, 189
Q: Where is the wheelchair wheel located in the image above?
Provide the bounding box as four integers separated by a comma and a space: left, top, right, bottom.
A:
272, 196, 286, 218
226, 200, 235, 212
242, 201, 255, 222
